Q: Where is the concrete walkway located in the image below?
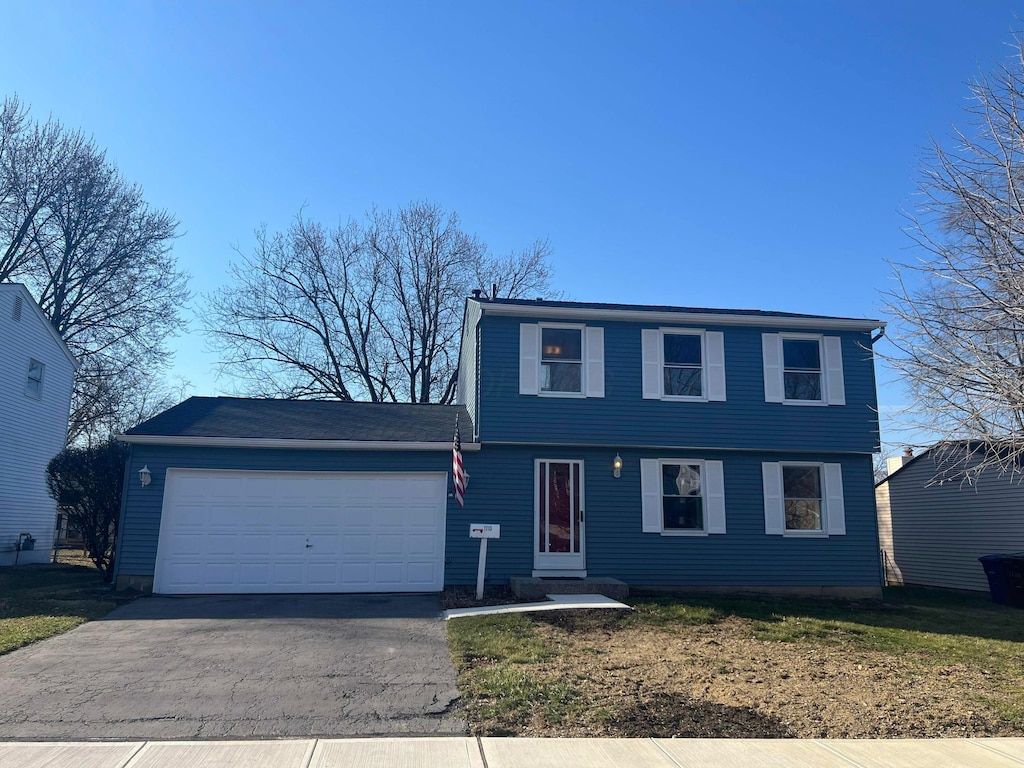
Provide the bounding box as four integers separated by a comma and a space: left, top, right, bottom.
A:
0, 737, 1021, 767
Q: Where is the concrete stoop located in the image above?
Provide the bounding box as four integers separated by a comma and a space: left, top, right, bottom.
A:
510, 576, 629, 602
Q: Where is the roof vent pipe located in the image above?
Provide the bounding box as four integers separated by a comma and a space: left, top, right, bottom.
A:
471, 289, 483, 299
491, 283, 498, 300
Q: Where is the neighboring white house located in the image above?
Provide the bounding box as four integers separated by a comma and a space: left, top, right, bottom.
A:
0, 283, 77, 565
876, 443, 1024, 592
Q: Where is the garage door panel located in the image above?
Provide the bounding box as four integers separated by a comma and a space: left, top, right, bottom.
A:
241, 534, 273, 555
341, 562, 371, 586
206, 534, 239, 556
407, 562, 438, 586
166, 533, 204, 556
375, 534, 405, 555
154, 470, 447, 594
343, 534, 373, 555
407, 534, 439, 555
308, 534, 339, 554
239, 563, 271, 585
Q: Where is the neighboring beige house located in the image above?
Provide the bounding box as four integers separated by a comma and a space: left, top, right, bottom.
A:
876, 443, 1024, 592
0, 284, 77, 565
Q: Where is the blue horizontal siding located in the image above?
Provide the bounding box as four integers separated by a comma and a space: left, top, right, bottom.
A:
117, 444, 879, 589
449, 446, 880, 587
477, 315, 881, 453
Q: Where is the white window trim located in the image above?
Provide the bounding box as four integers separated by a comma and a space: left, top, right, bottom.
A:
780, 461, 828, 537
538, 322, 587, 398
25, 358, 44, 400
780, 333, 826, 407
659, 328, 708, 402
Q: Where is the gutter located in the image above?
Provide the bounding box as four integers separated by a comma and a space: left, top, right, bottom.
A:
117, 435, 481, 451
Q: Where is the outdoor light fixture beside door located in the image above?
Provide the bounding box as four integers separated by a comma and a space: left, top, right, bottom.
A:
613, 453, 623, 478
139, 465, 152, 488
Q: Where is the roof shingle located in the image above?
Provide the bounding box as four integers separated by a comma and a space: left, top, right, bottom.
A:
124, 397, 468, 442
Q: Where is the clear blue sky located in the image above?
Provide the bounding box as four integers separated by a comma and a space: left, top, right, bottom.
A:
2, 1, 1020, 451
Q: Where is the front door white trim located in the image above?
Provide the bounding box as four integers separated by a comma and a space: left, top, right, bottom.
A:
533, 459, 586, 571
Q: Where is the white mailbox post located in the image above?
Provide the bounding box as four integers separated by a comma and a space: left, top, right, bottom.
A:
470, 524, 500, 600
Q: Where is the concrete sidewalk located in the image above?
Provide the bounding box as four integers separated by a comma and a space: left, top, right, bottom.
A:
0, 737, 1022, 767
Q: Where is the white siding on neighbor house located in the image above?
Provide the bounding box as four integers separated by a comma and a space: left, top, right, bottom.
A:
877, 450, 1024, 592
0, 285, 76, 565
455, 299, 482, 440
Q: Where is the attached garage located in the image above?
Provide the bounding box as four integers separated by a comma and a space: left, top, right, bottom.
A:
115, 397, 475, 594
154, 469, 447, 594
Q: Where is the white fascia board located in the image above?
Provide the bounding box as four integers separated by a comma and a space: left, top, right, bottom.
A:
1, 283, 80, 370
117, 434, 481, 451
477, 301, 885, 332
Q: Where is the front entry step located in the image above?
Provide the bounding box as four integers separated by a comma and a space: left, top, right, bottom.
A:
510, 576, 628, 602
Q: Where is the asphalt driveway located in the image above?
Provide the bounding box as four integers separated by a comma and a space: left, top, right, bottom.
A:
0, 594, 464, 739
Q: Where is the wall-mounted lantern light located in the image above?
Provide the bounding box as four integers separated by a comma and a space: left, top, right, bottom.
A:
612, 453, 623, 478
139, 465, 152, 488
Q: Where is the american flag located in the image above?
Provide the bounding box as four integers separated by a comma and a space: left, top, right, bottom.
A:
453, 415, 466, 507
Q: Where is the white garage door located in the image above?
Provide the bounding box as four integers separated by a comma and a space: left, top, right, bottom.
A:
153, 469, 447, 594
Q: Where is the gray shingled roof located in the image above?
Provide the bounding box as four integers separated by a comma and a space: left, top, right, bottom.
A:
479, 297, 883, 325
124, 397, 469, 442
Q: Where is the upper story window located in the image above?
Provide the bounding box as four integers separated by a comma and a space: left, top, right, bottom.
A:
541, 327, 583, 394
783, 338, 822, 401
762, 333, 845, 406
762, 461, 846, 537
520, 323, 604, 398
663, 333, 702, 398
25, 359, 44, 400
642, 328, 726, 402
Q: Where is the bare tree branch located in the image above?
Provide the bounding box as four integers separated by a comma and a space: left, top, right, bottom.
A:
1, 94, 189, 444
883, 35, 1024, 478
206, 201, 559, 404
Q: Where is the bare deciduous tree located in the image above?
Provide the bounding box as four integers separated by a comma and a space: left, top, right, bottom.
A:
0, 95, 189, 443
206, 201, 558, 403
884, 36, 1024, 476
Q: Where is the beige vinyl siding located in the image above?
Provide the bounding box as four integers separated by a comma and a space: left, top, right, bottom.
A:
874, 480, 903, 584
879, 451, 1024, 592
0, 286, 75, 565
455, 299, 482, 440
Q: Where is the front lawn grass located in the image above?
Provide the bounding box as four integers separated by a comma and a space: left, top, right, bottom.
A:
446, 586, 1024, 737
0, 563, 133, 655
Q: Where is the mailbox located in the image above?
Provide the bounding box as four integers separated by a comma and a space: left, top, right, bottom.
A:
470, 523, 500, 539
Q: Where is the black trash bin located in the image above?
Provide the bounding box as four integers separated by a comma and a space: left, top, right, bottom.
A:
1004, 554, 1024, 608
979, 554, 1024, 607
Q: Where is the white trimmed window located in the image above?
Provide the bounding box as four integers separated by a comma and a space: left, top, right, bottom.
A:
642, 328, 726, 401
641, 458, 726, 536
519, 323, 604, 398
762, 333, 845, 405
25, 359, 44, 400
762, 461, 846, 537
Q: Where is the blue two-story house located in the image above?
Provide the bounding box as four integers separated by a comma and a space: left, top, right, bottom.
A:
114, 297, 885, 597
